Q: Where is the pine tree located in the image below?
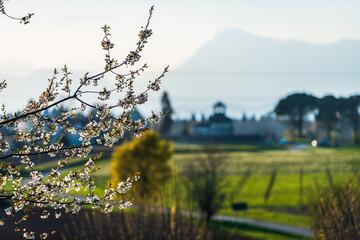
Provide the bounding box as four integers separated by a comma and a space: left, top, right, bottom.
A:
159, 91, 173, 138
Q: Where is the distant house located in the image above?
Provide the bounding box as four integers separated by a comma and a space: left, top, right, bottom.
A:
193, 101, 233, 137
233, 116, 286, 140
208, 102, 233, 136
132, 100, 287, 142
193, 121, 210, 136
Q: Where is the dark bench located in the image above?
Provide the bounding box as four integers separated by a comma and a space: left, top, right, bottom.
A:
231, 203, 248, 211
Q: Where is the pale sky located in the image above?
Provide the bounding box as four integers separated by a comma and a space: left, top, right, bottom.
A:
1, 0, 360, 117
2, 0, 360, 73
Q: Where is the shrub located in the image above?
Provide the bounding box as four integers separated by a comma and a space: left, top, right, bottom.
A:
0, 207, 248, 240
60, 208, 246, 240
311, 179, 360, 240
111, 130, 173, 201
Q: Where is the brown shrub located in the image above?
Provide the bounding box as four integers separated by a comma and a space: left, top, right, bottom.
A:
60, 207, 248, 240
311, 179, 360, 240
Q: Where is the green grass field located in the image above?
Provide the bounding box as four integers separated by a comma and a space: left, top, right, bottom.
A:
32, 143, 360, 239
170, 144, 359, 228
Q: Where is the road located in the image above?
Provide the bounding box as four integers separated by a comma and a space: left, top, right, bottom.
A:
287, 143, 310, 151
214, 214, 313, 238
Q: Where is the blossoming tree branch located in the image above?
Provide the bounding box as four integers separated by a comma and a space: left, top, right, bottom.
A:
0, 3, 168, 239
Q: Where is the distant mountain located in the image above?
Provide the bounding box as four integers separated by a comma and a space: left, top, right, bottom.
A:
161, 29, 360, 118
178, 29, 360, 73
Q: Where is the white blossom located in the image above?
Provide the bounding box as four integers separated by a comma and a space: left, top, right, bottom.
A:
5, 207, 12, 215
0, 5, 164, 239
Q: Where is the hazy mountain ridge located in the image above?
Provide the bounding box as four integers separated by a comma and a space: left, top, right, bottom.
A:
178, 29, 360, 73
161, 29, 360, 118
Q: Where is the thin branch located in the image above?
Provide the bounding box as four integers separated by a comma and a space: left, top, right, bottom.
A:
0, 96, 74, 127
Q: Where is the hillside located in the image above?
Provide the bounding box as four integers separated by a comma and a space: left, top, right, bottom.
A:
178, 29, 360, 73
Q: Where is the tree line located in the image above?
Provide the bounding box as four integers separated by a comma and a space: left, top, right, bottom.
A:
275, 93, 360, 144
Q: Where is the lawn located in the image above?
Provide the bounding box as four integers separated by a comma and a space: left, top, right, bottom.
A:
170, 144, 359, 228
31, 143, 360, 239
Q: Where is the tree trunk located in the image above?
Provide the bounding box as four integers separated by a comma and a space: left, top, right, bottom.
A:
297, 119, 304, 138
205, 212, 212, 223
354, 123, 359, 145
327, 123, 332, 142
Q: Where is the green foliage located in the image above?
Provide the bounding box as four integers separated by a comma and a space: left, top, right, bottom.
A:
111, 130, 173, 201
316, 95, 339, 141
311, 179, 360, 240
339, 95, 360, 144
275, 92, 360, 143
274, 93, 318, 138
159, 91, 173, 138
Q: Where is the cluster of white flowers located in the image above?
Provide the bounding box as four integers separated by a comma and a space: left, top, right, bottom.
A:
23, 231, 35, 240
23, 229, 48, 240
0, 0, 34, 24
0, 80, 7, 92
0, 5, 166, 239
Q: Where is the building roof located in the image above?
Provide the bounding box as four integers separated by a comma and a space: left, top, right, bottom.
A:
210, 101, 232, 123
209, 114, 232, 123
214, 101, 226, 109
